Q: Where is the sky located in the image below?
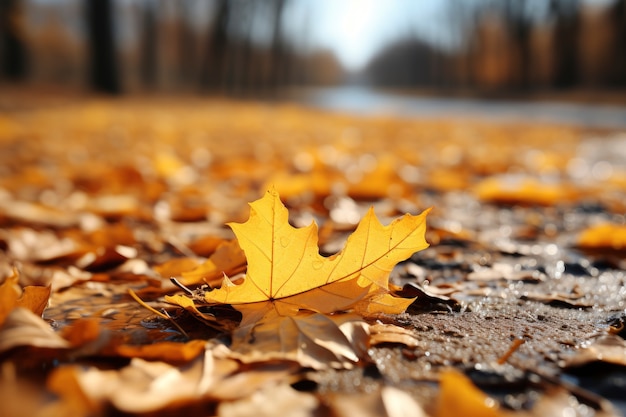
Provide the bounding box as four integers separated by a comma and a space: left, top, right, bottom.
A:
289, 0, 617, 71
287, 0, 452, 71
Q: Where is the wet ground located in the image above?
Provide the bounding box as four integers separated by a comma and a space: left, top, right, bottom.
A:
1, 94, 626, 415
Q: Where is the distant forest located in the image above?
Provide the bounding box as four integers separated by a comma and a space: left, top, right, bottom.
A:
1, 0, 625, 95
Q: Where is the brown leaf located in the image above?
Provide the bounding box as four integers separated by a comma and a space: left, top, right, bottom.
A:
564, 334, 626, 368
328, 387, 427, 417
369, 323, 420, 348
61, 353, 217, 413
0, 308, 70, 354
224, 309, 370, 370
216, 383, 319, 417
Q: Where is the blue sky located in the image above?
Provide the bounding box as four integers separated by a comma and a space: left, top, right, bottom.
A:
285, 0, 452, 70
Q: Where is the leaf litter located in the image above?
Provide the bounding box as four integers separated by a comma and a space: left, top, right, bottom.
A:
1, 97, 626, 416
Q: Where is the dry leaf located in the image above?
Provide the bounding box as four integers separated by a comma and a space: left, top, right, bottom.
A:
564, 334, 626, 368
216, 382, 318, 417
327, 386, 427, 417
0, 308, 70, 353
190, 188, 429, 323
0, 270, 51, 326
52, 351, 220, 414
114, 340, 207, 363
0, 273, 21, 326
179, 239, 247, 287
224, 310, 370, 370
19, 286, 52, 317
369, 322, 420, 348
153, 257, 201, 279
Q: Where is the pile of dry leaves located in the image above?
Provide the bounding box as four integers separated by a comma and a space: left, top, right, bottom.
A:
1, 96, 626, 416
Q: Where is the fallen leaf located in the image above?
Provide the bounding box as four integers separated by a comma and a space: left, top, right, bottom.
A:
207, 359, 300, 401
19, 285, 51, 317
435, 369, 502, 417
180, 239, 247, 287
0, 269, 51, 326
520, 286, 593, 309
188, 235, 228, 257
114, 340, 208, 363
46, 366, 99, 417
224, 310, 370, 370
369, 322, 420, 348
0, 199, 78, 227
327, 386, 427, 417
60, 318, 104, 347
380, 386, 428, 417
0, 308, 70, 353
216, 382, 318, 417
564, 334, 626, 368
473, 175, 575, 206
153, 257, 201, 279
52, 351, 220, 414
576, 223, 626, 252
396, 282, 463, 312
0, 272, 21, 325
165, 293, 229, 330
194, 188, 429, 322
467, 263, 545, 283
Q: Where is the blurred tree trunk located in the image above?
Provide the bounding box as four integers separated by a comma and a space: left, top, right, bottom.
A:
86, 0, 120, 93
269, 0, 287, 93
503, 0, 532, 90
177, 2, 195, 89
140, 1, 157, 89
609, 0, 626, 86
201, 0, 230, 91
0, 0, 28, 80
551, 0, 580, 88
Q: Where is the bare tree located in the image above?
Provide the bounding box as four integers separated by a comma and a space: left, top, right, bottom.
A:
86, 0, 120, 93
0, 0, 28, 81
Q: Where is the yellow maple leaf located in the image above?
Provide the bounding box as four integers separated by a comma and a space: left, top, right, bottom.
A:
194, 188, 429, 322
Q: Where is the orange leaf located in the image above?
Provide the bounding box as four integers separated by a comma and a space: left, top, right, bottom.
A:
474, 175, 574, 206
435, 369, 502, 417
153, 257, 201, 278
19, 286, 51, 317
0, 273, 20, 326
0, 269, 51, 326
179, 239, 246, 287
115, 340, 207, 363
577, 223, 626, 251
